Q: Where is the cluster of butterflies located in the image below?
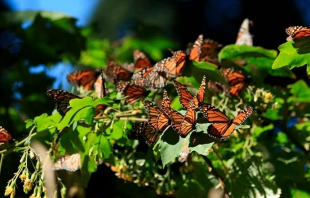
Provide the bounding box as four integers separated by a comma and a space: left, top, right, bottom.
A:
129, 76, 253, 146
48, 18, 254, 171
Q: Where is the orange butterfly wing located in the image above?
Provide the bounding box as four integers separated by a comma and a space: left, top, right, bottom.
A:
199, 39, 222, 66
173, 80, 194, 109
174, 76, 206, 110
187, 34, 203, 61
117, 81, 150, 104
141, 123, 161, 146
143, 100, 170, 132
285, 26, 310, 41
104, 61, 132, 84
220, 67, 250, 97
200, 104, 252, 140
132, 67, 154, 86
0, 126, 13, 143
133, 50, 152, 72
66, 69, 101, 90
169, 109, 185, 133
46, 89, 81, 116
178, 103, 196, 138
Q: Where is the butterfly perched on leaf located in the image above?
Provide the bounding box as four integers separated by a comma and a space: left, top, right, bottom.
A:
46, 89, 81, 116
220, 67, 251, 97
200, 104, 253, 140
235, 18, 253, 46
173, 75, 206, 110
66, 69, 102, 90
52, 153, 81, 172
286, 26, 310, 41
117, 81, 150, 104
0, 126, 14, 145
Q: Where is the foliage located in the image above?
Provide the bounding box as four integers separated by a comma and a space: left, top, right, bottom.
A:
0, 11, 310, 198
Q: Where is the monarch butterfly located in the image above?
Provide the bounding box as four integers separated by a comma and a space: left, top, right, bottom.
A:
235, 18, 253, 46
153, 50, 187, 78
132, 66, 154, 86
140, 122, 161, 146
94, 69, 107, 98
142, 100, 170, 132
160, 90, 172, 115
52, 153, 81, 172
186, 34, 203, 61
46, 89, 81, 116
173, 75, 206, 110
220, 67, 250, 97
117, 81, 150, 104
169, 103, 196, 138
199, 39, 222, 67
128, 122, 146, 141
200, 104, 253, 140
94, 70, 107, 117
178, 102, 197, 138
0, 126, 13, 143
147, 70, 168, 88
66, 69, 102, 90
121, 62, 135, 73
133, 50, 152, 72
103, 61, 132, 84
207, 81, 228, 95
285, 26, 310, 41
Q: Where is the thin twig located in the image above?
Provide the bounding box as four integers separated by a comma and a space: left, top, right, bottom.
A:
202, 155, 230, 198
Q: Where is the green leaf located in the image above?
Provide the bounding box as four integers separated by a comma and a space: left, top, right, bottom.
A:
25, 119, 35, 129
272, 38, 310, 73
288, 80, 310, 103
291, 188, 310, 198
105, 120, 126, 140
34, 113, 59, 133
93, 97, 114, 107
58, 97, 95, 130
187, 123, 214, 156
79, 129, 113, 187
159, 128, 183, 167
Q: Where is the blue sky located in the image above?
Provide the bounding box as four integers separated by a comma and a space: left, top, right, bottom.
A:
5, 0, 101, 90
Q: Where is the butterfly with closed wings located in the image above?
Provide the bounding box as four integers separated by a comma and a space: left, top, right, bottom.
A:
52, 153, 81, 172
